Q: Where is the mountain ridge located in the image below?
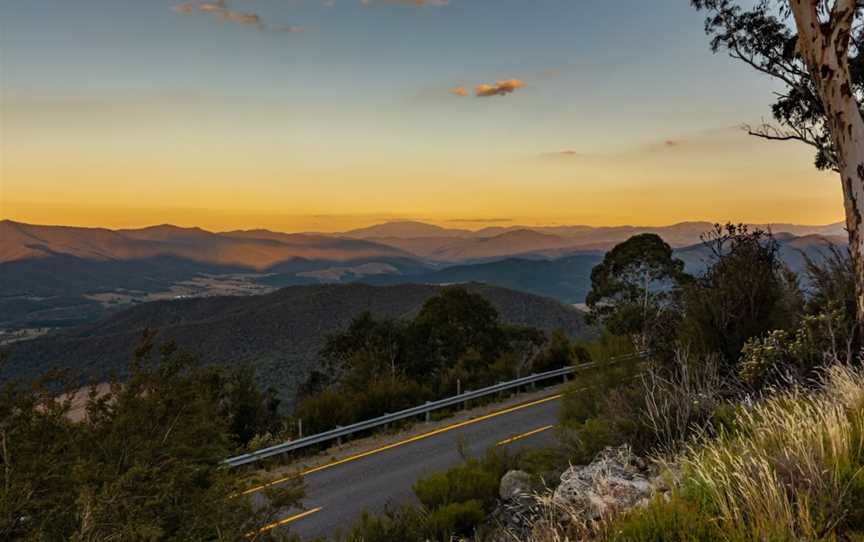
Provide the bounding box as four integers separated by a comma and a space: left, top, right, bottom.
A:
1, 283, 593, 402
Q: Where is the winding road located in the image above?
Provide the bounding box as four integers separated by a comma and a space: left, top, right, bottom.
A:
245, 390, 564, 540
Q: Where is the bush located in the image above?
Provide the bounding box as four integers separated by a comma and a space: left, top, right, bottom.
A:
0, 341, 303, 540
640, 349, 729, 454
413, 449, 510, 511
425, 500, 486, 540
679, 224, 801, 367
339, 505, 426, 542
532, 329, 591, 373
345, 448, 514, 541
558, 347, 649, 462
605, 495, 723, 542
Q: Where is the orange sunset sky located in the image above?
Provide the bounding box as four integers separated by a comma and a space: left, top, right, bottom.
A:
0, 1, 844, 233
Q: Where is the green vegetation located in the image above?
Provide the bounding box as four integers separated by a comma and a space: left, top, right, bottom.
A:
0, 339, 302, 541
603, 365, 864, 541
344, 223, 862, 541
339, 448, 516, 542
678, 224, 802, 367
7, 223, 860, 542
295, 287, 550, 435
586, 233, 690, 354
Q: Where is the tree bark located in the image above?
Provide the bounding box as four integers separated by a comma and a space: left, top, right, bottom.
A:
790, 0, 864, 326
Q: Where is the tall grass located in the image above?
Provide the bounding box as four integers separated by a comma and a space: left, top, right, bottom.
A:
524, 365, 864, 542
674, 364, 864, 540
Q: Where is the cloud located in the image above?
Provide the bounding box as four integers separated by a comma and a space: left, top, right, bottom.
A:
539, 131, 737, 163
475, 79, 526, 97
172, 2, 196, 14
540, 150, 586, 158
198, 1, 226, 13
449, 86, 468, 97
172, 1, 303, 33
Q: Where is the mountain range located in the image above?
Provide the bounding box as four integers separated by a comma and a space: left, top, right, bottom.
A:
0, 218, 848, 330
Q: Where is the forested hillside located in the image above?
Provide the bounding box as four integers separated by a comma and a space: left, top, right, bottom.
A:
1, 283, 592, 402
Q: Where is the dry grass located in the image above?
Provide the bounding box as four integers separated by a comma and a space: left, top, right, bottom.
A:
640, 348, 728, 455
521, 365, 864, 542
674, 364, 864, 540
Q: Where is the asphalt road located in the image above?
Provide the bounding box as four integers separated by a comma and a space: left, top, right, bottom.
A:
255, 392, 563, 540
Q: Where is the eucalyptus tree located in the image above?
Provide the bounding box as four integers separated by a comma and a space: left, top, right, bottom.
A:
692, 0, 864, 323
586, 233, 690, 351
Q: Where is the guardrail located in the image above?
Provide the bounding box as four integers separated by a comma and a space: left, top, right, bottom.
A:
223, 355, 639, 468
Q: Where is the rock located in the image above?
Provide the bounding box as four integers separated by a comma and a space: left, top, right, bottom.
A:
499, 470, 533, 500
552, 445, 654, 520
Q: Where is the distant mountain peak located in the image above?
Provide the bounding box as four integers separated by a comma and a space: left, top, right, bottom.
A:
345, 220, 472, 239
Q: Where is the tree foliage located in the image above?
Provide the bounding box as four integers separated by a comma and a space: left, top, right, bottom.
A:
681, 224, 801, 365
586, 233, 689, 351
296, 287, 551, 435
0, 341, 302, 541
692, 0, 864, 170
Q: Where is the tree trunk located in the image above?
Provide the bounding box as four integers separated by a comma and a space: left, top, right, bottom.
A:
790, 0, 864, 327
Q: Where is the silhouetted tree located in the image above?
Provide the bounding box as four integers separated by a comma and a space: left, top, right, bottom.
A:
681, 224, 802, 365
586, 233, 690, 351
406, 287, 506, 379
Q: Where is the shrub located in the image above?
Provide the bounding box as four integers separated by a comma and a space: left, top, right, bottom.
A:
532, 330, 591, 373
738, 319, 835, 390
604, 495, 723, 542
425, 500, 486, 540
516, 446, 567, 483
558, 348, 653, 462
413, 450, 510, 511
679, 224, 801, 367
640, 349, 729, 454
339, 505, 426, 542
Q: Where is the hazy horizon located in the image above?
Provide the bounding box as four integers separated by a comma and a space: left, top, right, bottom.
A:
0, 215, 847, 235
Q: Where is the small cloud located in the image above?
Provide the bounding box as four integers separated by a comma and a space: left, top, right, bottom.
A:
172, 0, 300, 33
198, 1, 225, 13
540, 150, 585, 158
449, 86, 468, 97
217, 10, 262, 26
475, 79, 526, 97
173, 2, 196, 14
275, 25, 305, 33
665, 139, 681, 147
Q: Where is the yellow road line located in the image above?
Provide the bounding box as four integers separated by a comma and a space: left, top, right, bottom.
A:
496, 424, 554, 446
249, 506, 323, 535
239, 392, 563, 496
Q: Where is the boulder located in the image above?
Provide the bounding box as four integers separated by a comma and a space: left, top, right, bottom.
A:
499, 470, 533, 500
552, 445, 654, 520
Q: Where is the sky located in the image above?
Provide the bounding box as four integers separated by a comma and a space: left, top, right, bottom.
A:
0, 0, 843, 232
